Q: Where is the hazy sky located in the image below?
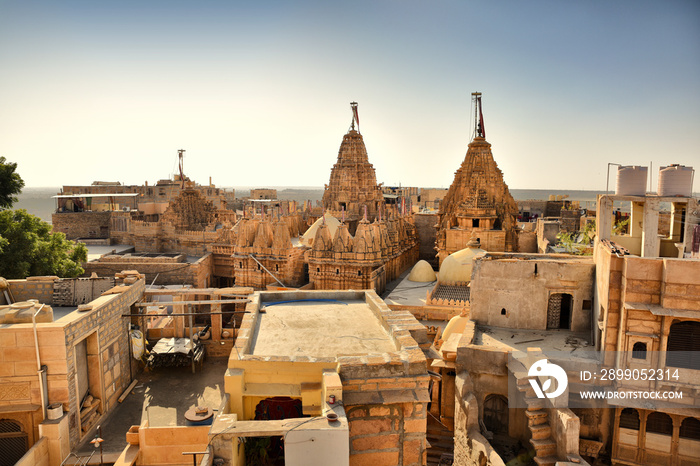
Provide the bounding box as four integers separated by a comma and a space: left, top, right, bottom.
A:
1, 0, 698, 190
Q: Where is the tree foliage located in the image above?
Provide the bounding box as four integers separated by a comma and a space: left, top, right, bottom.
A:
0, 157, 25, 209
0, 209, 87, 279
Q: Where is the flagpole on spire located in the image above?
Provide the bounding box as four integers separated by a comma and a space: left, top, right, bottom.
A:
350, 101, 360, 133
471, 92, 485, 139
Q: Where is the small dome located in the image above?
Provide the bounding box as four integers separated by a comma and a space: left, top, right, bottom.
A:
439, 242, 486, 284
299, 214, 340, 247
408, 260, 436, 282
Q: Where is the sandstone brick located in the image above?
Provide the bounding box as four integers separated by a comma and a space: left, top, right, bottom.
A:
0, 363, 14, 377
3, 346, 37, 362
624, 257, 663, 281
349, 418, 393, 436
369, 406, 391, 417
661, 296, 700, 311
349, 451, 400, 466
404, 417, 427, 433
663, 259, 700, 285
352, 434, 399, 451
402, 439, 422, 464
0, 332, 16, 347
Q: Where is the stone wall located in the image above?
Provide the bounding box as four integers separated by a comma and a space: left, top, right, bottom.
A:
453, 372, 506, 466
470, 254, 595, 331
84, 253, 213, 288
414, 213, 437, 266
51, 211, 112, 240
62, 279, 144, 447
14, 436, 50, 466
0, 279, 143, 451
52, 277, 115, 306
345, 402, 427, 466
0, 325, 67, 447
7, 277, 56, 304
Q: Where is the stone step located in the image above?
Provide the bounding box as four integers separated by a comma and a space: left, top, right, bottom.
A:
533, 455, 559, 466
530, 424, 551, 440
525, 397, 545, 411
530, 438, 557, 458
525, 409, 548, 426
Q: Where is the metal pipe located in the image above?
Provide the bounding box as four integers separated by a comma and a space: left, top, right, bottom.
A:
122, 311, 250, 318
606, 163, 621, 193
32, 304, 48, 421
188, 305, 195, 374
134, 299, 249, 307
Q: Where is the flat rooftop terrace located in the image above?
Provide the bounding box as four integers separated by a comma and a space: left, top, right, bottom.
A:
250, 299, 397, 357
474, 325, 597, 360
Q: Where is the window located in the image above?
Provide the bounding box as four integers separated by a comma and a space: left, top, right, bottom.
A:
619, 408, 640, 430
646, 412, 673, 435
680, 417, 700, 440
0, 419, 28, 465
358, 271, 362, 276
632, 342, 647, 360
316, 268, 320, 273
666, 321, 700, 370
472, 219, 480, 227
336, 269, 339, 275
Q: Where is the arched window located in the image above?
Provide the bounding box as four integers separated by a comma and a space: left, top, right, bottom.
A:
0, 419, 28, 465
680, 417, 700, 440
646, 412, 673, 435
619, 408, 640, 430
632, 342, 647, 360
666, 321, 700, 370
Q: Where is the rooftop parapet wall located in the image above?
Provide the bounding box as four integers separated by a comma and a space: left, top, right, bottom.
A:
7, 276, 57, 304
622, 256, 700, 311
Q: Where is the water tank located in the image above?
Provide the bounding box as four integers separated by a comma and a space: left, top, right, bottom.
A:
658, 165, 694, 197
615, 166, 647, 196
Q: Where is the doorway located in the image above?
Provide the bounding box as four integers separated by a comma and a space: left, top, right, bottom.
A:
547, 293, 573, 329
483, 394, 509, 435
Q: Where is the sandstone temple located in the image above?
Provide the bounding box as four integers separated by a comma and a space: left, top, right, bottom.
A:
436, 93, 519, 264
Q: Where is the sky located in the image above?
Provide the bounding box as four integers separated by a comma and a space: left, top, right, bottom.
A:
1, 0, 698, 191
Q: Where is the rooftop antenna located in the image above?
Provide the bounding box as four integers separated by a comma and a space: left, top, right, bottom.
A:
178, 149, 186, 188
350, 102, 360, 133
471, 92, 485, 140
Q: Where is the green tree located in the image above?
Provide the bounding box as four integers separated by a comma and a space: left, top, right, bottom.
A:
0, 157, 25, 209
0, 209, 87, 279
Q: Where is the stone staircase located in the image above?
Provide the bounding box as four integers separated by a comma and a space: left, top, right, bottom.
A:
525, 406, 558, 466
426, 413, 454, 466
510, 355, 560, 466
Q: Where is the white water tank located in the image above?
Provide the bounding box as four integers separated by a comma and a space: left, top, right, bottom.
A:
658, 165, 694, 197
615, 166, 647, 196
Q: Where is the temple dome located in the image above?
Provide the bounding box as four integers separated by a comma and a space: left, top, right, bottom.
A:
438, 240, 485, 284
300, 214, 340, 247
408, 260, 437, 282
